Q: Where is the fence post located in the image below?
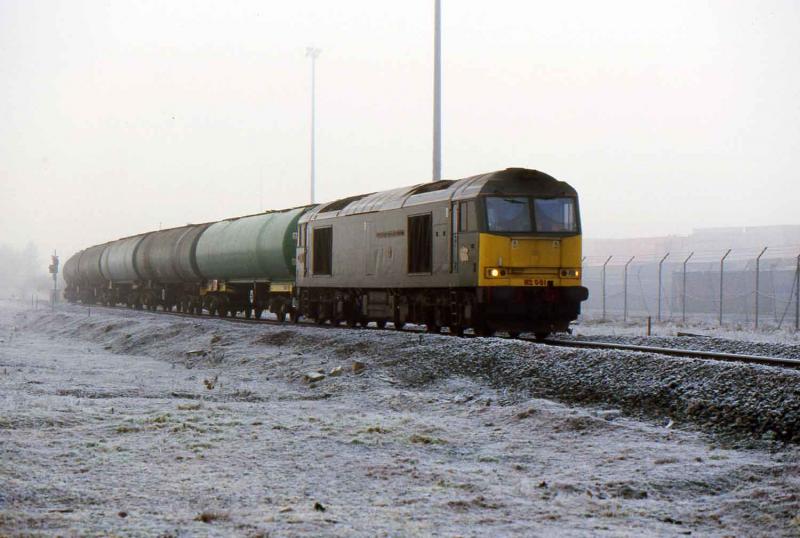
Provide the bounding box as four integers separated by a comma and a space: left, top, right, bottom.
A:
623, 256, 635, 322
719, 249, 732, 326
657, 252, 670, 323
682, 252, 694, 323
796, 254, 799, 332
754, 247, 767, 329
602, 256, 612, 320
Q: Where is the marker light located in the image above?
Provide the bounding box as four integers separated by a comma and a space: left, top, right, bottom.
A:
485, 267, 507, 278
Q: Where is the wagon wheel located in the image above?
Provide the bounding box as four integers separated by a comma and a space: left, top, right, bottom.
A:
508, 331, 520, 339
345, 311, 357, 328
376, 320, 387, 329
254, 308, 264, 320
426, 310, 441, 334
449, 325, 465, 337
289, 308, 300, 324
534, 331, 550, 341
276, 303, 288, 323
393, 304, 404, 331
473, 323, 494, 337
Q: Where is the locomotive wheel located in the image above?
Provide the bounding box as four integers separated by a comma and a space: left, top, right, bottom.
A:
449, 325, 465, 337
474, 324, 494, 337
534, 332, 550, 341
243, 308, 252, 319
508, 331, 520, 339
393, 308, 404, 330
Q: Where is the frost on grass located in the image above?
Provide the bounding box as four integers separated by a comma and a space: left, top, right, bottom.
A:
1, 300, 799, 536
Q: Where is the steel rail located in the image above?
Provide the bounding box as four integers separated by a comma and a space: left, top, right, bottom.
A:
540, 338, 800, 369
67, 304, 800, 369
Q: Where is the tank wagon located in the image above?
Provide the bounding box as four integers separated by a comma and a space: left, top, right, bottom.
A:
193, 207, 309, 319
64, 243, 108, 304
63, 168, 588, 338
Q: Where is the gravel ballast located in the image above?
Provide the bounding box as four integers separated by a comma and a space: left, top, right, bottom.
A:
3, 302, 800, 536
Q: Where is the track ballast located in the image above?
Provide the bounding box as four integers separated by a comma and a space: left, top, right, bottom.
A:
71, 303, 800, 370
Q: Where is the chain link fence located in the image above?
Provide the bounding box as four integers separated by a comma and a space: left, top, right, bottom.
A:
581, 245, 800, 330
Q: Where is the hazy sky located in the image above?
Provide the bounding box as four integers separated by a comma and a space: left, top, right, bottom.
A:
2, 0, 799, 258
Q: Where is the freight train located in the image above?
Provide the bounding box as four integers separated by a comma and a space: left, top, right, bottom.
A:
63, 168, 588, 338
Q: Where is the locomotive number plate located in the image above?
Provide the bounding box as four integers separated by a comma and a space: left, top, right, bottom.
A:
524, 279, 548, 286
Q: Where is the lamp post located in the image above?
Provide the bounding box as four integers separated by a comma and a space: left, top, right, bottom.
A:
306, 47, 322, 204
432, 0, 442, 181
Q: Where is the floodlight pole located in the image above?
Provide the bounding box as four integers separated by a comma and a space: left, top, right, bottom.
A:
306, 47, 322, 204
432, 0, 442, 181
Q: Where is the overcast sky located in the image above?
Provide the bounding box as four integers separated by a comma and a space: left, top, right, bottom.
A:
2, 0, 799, 257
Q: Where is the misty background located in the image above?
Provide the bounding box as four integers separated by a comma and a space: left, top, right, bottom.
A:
2, 0, 800, 297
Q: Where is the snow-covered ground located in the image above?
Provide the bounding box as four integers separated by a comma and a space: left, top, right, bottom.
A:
2, 301, 799, 536
574, 316, 800, 345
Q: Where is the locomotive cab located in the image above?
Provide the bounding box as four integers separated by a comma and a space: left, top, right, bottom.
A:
464, 169, 589, 337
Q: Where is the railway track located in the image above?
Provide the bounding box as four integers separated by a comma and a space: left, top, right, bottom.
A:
538, 338, 800, 369
70, 303, 800, 370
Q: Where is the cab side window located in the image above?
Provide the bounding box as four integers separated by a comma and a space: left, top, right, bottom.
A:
459, 200, 476, 232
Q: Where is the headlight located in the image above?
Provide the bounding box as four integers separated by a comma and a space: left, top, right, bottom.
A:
485, 267, 507, 278
560, 268, 581, 278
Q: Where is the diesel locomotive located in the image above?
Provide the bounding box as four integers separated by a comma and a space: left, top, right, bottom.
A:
63, 168, 588, 338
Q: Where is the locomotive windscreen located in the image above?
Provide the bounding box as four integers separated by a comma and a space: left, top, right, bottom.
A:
533, 198, 577, 233
486, 197, 532, 232
485, 196, 577, 234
